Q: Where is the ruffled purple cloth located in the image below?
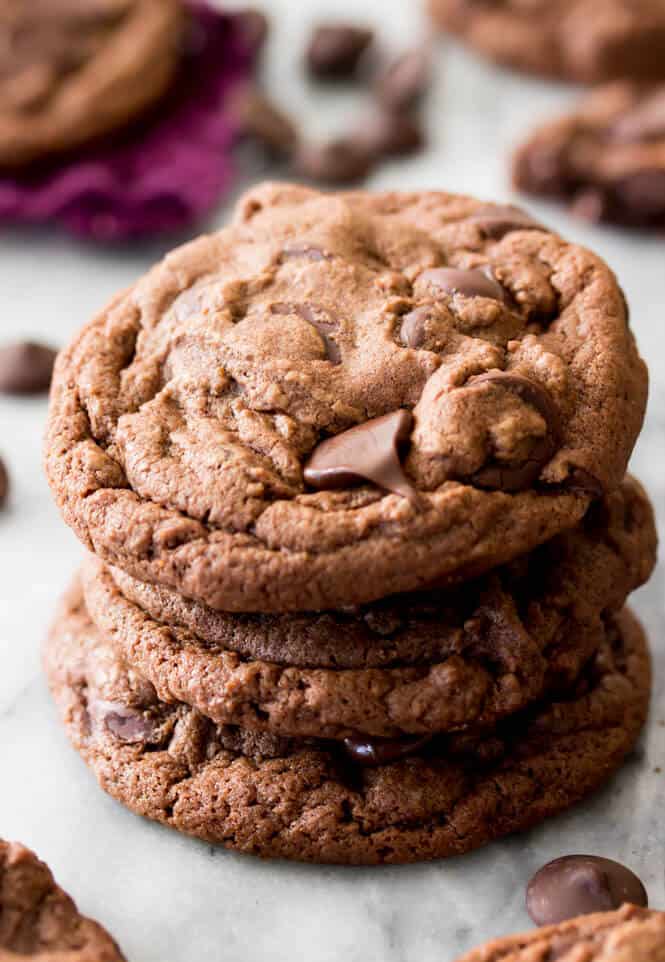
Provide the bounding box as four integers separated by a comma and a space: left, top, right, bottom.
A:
0, 5, 260, 242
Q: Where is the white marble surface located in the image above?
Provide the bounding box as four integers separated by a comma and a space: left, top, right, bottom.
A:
0, 2, 663, 960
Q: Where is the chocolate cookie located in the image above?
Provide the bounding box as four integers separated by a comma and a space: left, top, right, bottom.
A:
0, 839, 125, 961
44, 581, 651, 864
428, 0, 665, 85
45, 184, 647, 612
80, 478, 656, 739
514, 83, 665, 230
455, 906, 665, 962
0, 0, 185, 169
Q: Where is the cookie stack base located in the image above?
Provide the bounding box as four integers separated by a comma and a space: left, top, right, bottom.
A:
45, 582, 651, 866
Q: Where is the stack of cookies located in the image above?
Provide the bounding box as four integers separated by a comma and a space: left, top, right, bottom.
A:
44, 183, 656, 865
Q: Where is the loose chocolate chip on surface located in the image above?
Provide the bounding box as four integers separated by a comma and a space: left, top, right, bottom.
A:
304, 409, 417, 502
294, 138, 375, 184
376, 45, 431, 111
420, 266, 507, 302
306, 23, 373, 79
527, 855, 648, 926
0, 457, 8, 508
0, 340, 57, 395
231, 87, 299, 157
104, 708, 159, 744
467, 205, 543, 239
343, 734, 432, 767
357, 107, 425, 158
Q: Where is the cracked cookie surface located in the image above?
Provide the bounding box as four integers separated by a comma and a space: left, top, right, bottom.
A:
81, 478, 656, 739
0, 0, 184, 168
455, 906, 665, 962
45, 580, 650, 865
0, 839, 125, 961
428, 0, 665, 84
45, 184, 647, 612
514, 83, 665, 230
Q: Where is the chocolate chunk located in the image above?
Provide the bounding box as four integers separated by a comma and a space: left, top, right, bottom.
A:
610, 89, 665, 144
356, 108, 425, 158
613, 169, 665, 219
420, 266, 507, 302
343, 734, 432, 767
231, 87, 299, 157
271, 302, 341, 364
466, 371, 562, 491
294, 138, 375, 184
304, 409, 418, 502
104, 707, 159, 744
467, 205, 543, 239
306, 23, 373, 80
376, 45, 431, 111
0, 457, 9, 508
400, 306, 431, 348
526, 855, 648, 926
0, 340, 57, 395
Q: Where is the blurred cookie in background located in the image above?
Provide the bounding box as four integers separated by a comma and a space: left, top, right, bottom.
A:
513, 83, 665, 230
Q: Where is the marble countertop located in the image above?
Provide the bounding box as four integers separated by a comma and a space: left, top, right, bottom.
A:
0, 2, 663, 960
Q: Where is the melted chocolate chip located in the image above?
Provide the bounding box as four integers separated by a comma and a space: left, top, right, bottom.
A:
306, 23, 373, 79
609, 89, 665, 144
304, 409, 418, 502
420, 266, 507, 302
343, 734, 432, 767
400, 306, 431, 348
0, 457, 9, 509
104, 708, 159, 744
271, 302, 341, 364
527, 855, 648, 926
0, 340, 57, 395
466, 371, 562, 491
466, 205, 543, 239
376, 45, 431, 111
294, 138, 375, 185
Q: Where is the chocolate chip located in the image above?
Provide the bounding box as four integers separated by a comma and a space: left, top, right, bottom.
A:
0, 457, 9, 509
376, 45, 431, 111
419, 266, 507, 302
231, 87, 299, 157
306, 23, 373, 80
343, 734, 432, 767
356, 108, 425, 158
304, 409, 418, 502
609, 89, 665, 144
271, 302, 341, 364
526, 855, 648, 926
104, 708, 159, 744
0, 340, 57, 395
465, 371, 562, 491
613, 169, 665, 220
294, 138, 375, 185
400, 306, 431, 348
466, 205, 543, 239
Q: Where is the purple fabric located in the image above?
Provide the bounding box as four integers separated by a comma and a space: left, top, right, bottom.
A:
0, 5, 259, 242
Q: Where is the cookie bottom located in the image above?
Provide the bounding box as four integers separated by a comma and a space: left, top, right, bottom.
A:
44, 583, 651, 865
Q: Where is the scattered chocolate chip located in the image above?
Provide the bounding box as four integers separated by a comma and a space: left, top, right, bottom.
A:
343, 733, 432, 767
466, 205, 543, 239
356, 107, 425, 158
400, 305, 431, 348
0, 457, 9, 509
104, 708, 159, 744
294, 138, 375, 185
235, 8, 270, 53
609, 89, 665, 144
271, 302, 341, 364
420, 266, 507, 302
0, 340, 57, 395
465, 371, 562, 491
376, 45, 431, 112
231, 87, 299, 157
304, 409, 418, 502
570, 188, 608, 224
613, 169, 665, 219
526, 855, 648, 927
306, 23, 373, 80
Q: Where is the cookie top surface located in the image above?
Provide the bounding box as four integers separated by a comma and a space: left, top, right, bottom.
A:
0, 0, 184, 168
429, 0, 665, 84
80, 478, 656, 739
45, 584, 651, 864
514, 83, 665, 230
455, 906, 665, 962
45, 183, 647, 612
0, 839, 124, 961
